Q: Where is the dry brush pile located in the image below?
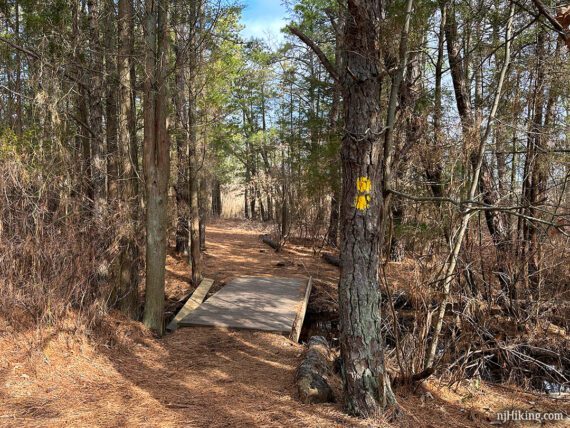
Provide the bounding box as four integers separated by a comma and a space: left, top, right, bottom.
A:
0, 154, 135, 330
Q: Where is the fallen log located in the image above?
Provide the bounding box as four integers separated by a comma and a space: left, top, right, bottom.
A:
321, 252, 340, 267
261, 234, 281, 251
393, 367, 434, 387
296, 336, 335, 404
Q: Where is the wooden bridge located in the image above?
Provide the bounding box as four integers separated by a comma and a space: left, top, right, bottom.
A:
171, 276, 312, 342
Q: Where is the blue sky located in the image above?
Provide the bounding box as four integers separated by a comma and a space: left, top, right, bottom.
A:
240, 0, 288, 42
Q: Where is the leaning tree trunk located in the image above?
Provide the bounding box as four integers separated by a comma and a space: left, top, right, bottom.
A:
337, 0, 396, 417
444, 0, 513, 301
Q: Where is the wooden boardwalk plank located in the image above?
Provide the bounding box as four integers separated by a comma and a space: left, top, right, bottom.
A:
178, 276, 310, 340
166, 277, 214, 332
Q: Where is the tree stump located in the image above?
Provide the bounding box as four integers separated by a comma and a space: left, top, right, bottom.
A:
296, 336, 335, 404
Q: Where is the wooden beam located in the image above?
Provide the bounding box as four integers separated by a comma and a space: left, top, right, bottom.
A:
290, 276, 313, 343
166, 277, 214, 331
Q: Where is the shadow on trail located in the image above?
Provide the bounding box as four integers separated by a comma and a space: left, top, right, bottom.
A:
95, 320, 359, 427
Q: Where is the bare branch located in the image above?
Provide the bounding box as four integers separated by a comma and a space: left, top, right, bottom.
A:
0, 35, 85, 88
530, 0, 570, 47
286, 25, 340, 83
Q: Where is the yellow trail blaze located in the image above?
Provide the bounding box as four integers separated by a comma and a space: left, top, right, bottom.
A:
356, 176, 371, 193
355, 177, 372, 210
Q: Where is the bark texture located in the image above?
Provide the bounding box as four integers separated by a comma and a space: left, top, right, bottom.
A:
142, 0, 169, 335
338, 0, 396, 417
188, 0, 202, 286
114, 0, 140, 318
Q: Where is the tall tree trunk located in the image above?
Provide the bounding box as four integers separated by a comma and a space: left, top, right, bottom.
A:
326, 19, 343, 248
260, 84, 273, 221
388, 49, 423, 261
199, 177, 207, 250
115, 0, 139, 318
327, 187, 340, 247
105, 0, 119, 201
87, 0, 107, 222
338, 0, 396, 416
280, 146, 288, 238
211, 178, 222, 217
14, 0, 23, 136
72, 0, 91, 215
425, 9, 445, 204
188, 0, 202, 285
143, 0, 169, 335
174, 14, 190, 255
129, 9, 139, 192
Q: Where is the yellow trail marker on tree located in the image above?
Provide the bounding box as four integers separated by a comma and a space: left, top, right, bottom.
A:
355, 176, 372, 210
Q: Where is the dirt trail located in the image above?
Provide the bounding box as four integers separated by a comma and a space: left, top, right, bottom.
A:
164, 220, 340, 318
0, 220, 362, 428
0, 220, 568, 427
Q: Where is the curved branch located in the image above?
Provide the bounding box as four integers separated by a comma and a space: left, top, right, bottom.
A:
286, 25, 339, 83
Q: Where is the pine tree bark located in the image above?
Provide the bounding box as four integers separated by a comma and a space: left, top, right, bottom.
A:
188, 0, 202, 285
115, 0, 139, 318
338, 0, 396, 416
142, 0, 169, 335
